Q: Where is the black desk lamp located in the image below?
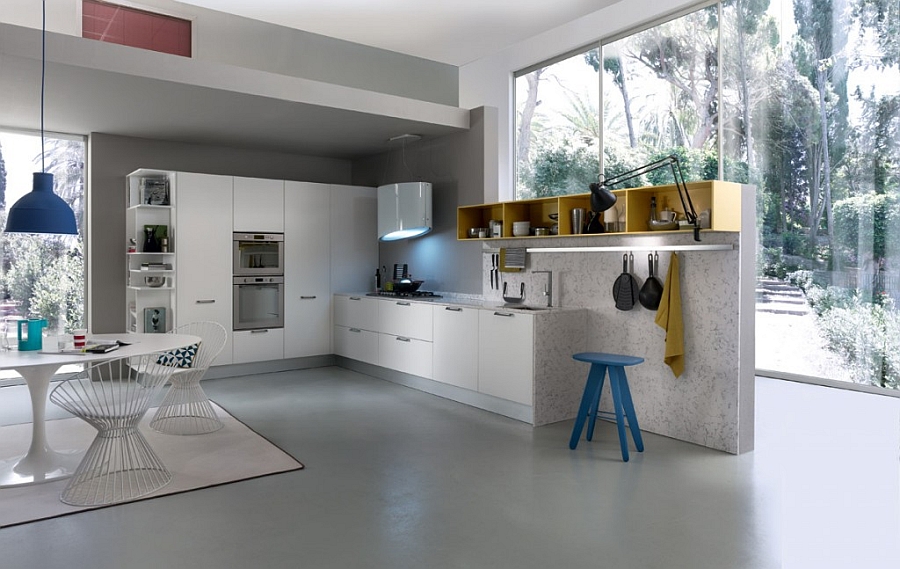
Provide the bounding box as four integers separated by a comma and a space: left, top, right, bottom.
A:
591, 155, 701, 241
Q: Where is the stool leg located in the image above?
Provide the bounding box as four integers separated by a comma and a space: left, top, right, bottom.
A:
617, 369, 644, 452
569, 364, 604, 450
607, 367, 630, 462
585, 364, 607, 441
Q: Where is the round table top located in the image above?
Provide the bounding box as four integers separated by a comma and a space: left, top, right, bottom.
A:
0, 333, 201, 370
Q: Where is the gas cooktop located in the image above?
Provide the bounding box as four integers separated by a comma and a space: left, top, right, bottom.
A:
366, 291, 442, 299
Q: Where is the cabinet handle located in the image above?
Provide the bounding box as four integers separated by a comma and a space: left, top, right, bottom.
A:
349, 328, 362, 333
396, 301, 411, 306
250, 329, 269, 334
300, 295, 317, 300
493, 312, 515, 317
396, 336, 411, 342
349, 297, 361, 301
195, 299, 216, 304
444, 307, 463, 312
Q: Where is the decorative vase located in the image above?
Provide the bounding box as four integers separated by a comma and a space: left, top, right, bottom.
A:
143, 226, 160, 252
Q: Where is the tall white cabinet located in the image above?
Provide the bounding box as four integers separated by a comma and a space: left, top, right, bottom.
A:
175, 172, 234, 365
284, 181, 332, 358
234, 177, 285, 233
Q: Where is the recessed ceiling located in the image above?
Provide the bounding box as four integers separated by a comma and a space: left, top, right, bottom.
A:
174, 0, 619, 66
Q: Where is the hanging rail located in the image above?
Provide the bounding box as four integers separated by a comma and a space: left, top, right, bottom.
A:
482, 243, 734, 254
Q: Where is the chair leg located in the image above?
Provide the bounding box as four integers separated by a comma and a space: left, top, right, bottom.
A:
585, 364, 607, 442
150, 379, 223, 436
617, 370, 644, 452
569, 365, 604, 450
607, 367, 630, 462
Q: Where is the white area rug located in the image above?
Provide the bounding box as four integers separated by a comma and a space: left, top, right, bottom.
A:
0, 403, 303, 528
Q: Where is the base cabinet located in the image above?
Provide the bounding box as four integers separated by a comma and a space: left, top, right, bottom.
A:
433, 306, 478, 391
379, 334, 432, 378
233, 329, 285, 364
334, 326, 378, 365
477, 310, 534, 406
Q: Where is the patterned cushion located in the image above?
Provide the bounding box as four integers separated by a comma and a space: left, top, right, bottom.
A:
156, 342, 201, 368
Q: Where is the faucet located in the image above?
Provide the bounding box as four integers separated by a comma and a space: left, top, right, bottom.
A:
532, 270, 552, 307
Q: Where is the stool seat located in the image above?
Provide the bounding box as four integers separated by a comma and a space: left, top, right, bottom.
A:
573, 352, 644, 367
569, 352, 644, 461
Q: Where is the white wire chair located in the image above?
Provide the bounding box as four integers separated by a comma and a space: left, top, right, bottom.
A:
48, 353, 178, 506
149, 321, 228, 436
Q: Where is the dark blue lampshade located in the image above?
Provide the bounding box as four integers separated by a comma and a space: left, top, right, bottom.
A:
5, 172, 78, 235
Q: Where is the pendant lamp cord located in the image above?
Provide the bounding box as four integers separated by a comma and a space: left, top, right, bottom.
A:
41, 0, 46, 174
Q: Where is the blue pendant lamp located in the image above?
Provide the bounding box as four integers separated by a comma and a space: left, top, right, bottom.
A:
5, 0, 78, 235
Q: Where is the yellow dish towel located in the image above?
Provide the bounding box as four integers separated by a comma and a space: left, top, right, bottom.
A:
654, 252, 685, 377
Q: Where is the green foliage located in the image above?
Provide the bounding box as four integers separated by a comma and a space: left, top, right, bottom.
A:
816, 294, 900, 388
522, 142, 599, 198
833, 192, 900, 265
0, 234, 84, 333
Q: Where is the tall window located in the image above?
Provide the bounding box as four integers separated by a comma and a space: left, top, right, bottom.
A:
515, 0, 900, 392
0, 130, 86, 342
82, 0, 192, 57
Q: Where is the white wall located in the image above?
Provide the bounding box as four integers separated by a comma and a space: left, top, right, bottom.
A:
459, 0, 700, 202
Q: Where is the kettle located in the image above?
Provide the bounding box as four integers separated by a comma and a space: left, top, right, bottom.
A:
17, 319, 47, 351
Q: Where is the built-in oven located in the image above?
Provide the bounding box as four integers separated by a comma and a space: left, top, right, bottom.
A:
233, 232, 284, 276
233, 276, 284, 330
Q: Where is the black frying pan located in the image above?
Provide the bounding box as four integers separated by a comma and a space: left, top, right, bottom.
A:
613, 253, 639, 310
639, 252, 663, 310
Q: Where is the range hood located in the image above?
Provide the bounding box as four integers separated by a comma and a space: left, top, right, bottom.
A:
377, 182, 433, 241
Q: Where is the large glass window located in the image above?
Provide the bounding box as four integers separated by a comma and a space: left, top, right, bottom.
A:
514, 0, 900, 393
0, 130, 86, 347
82, 0, 192, 57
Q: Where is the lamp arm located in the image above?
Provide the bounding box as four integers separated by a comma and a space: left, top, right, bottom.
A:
599, 155, 702, 242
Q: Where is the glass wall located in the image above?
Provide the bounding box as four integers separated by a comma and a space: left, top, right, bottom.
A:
514, 0, 900, 392
0, 130, 86, 342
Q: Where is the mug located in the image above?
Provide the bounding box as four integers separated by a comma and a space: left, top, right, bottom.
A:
73, 329, 87, 348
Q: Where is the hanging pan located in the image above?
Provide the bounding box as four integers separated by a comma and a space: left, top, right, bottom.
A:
639, 252, 663, 310
613, 253, 640, 311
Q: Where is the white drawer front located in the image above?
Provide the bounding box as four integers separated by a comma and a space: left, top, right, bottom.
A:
334, 295, 378, 330
378, 300, 433, 341
333, 325, 378, 365
232, 328, 285, 364
378, 334, 433, 379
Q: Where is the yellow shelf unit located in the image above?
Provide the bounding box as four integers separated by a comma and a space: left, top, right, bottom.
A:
457, 180, 741, 240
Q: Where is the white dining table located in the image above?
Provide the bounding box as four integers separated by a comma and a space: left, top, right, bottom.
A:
0, 332, 200, 488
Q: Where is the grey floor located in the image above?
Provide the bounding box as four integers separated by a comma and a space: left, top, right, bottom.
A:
1, 367, 899, 569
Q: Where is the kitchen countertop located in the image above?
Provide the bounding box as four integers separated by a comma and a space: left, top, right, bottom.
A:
337, 292, 583, 314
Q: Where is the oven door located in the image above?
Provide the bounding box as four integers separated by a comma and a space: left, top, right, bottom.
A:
233, 276, 285, 330
233, 233, 284, 276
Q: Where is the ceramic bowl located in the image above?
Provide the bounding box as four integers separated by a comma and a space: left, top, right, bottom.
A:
512, 221, 531, 236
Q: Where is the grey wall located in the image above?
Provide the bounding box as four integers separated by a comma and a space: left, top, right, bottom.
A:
350, 108, 491, 295
88, 133, 353, 333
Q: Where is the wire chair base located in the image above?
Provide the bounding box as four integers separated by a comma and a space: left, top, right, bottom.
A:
60, 428, 172, 506
150, 380, 224, 435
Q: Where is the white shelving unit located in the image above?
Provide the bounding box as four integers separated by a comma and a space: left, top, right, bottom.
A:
126, 169, 177, 333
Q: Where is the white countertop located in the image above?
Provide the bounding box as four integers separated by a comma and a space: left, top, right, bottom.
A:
337, 292, 583, 314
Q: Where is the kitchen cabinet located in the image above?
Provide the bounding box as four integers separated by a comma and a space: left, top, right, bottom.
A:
175, 172, 234, 365
330, 185, 377, 293
125, 169, 177, 334
477, 309, 534, 406
432, 305, 478, 391
233, 177, 285, 233
457, 180, 741, 239
332, 295, 379, 364
377, 299, 433, 379
284, 181, 332, 358
233, 328, 284, 364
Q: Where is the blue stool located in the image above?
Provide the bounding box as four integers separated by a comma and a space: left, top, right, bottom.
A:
569, 352, 644, 461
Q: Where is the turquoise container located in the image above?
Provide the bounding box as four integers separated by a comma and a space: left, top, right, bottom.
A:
17, 319, 47, 351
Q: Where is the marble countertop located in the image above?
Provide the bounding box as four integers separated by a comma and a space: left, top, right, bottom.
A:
336, 292, 583, 314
